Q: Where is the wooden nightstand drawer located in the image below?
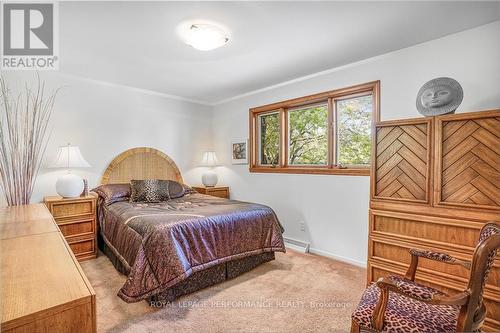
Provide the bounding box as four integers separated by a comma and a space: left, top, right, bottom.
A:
50, 200, 94, 218
57, 218, 95, 238
208, 188, 229, 198
68, 237, 95, 260
193, 186, 229, 199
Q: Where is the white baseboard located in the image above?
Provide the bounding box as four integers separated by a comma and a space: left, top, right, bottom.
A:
283, 236, 367, 268
309, 247, 367, 268
284, 237, 310, 253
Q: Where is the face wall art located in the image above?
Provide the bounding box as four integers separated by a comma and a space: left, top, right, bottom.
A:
416, 77, 463, 116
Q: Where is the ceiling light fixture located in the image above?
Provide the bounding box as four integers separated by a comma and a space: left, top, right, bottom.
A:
178, 21, 230, 51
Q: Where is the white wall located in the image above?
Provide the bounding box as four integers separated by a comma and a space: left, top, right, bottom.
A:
0, 72, 213, 205
212, 21, 500, 266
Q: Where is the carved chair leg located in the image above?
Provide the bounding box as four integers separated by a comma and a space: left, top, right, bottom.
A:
350, 319, 361, 333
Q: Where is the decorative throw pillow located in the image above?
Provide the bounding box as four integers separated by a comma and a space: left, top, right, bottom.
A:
182, 184, 196, 195
92, 183, 131, 205
167, 181, 187, 199
130, 179, 170, 203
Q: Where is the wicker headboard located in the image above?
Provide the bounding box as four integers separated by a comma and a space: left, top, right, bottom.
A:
100, 147, 183, 184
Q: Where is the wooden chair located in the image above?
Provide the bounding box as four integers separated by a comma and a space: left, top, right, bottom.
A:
351, 222, 500, 332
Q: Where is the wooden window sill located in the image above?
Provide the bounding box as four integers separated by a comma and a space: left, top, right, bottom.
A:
249, 167, 370, 176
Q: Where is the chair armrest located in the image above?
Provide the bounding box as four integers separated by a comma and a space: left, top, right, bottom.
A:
371, 277, 469, 331
377, 277, 469, 305
410, 249, 471, 268
405, 248, 471, 280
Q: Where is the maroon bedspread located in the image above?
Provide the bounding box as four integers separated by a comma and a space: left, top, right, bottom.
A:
97, 193, 285, 302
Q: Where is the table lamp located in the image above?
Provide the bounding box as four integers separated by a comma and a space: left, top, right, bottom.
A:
49, 144, 91, 197
200, 151, 220, 187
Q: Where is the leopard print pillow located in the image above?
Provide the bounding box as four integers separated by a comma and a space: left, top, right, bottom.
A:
130, 179, 170, 203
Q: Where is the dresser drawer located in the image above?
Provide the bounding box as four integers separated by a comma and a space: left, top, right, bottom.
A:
50, 200, 94, 219
57, 218, 95, 238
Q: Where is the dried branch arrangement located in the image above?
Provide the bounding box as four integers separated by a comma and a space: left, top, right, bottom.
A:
0, 76, 58, 206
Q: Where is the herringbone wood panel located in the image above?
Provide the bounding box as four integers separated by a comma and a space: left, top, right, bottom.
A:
441, 117, 500, 208
375, 123, 428, 201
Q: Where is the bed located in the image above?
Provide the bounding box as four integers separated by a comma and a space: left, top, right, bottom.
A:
94, 147, 285, 303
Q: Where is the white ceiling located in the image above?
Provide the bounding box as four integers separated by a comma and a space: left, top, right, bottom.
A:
60, 1, 500, 105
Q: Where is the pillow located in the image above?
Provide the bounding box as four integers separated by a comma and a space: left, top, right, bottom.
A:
168, 180, 189, 199
130, 179, 170, 203
182, 184, 196, 195
92, 183, 131, 205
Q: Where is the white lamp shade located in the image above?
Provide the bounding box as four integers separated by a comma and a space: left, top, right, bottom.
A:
49, 145, 90, 169
200, 151, 219, 167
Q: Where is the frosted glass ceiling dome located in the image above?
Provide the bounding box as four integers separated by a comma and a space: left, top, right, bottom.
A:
177, 21, 230, 51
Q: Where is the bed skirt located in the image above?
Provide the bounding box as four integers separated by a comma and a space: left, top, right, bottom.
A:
100, 241, 275, 303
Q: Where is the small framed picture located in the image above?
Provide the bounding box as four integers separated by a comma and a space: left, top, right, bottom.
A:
231, 139, 248, 164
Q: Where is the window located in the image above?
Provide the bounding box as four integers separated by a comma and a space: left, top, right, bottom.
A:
258, 112, 280, 166
288, 103, 328, 165
249, 81, 379, 175
337, 95, 373, 166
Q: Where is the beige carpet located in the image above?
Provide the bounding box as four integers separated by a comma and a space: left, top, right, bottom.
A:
81, 250, 366, 333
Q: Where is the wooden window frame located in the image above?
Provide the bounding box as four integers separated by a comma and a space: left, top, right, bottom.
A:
249, 80, 380, 176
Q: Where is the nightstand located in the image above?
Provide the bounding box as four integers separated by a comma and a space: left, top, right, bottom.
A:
192, 186, 229, 199
44, 194, 97, 261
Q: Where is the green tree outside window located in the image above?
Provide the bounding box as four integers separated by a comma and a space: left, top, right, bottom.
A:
259, 113, 280, 166
337, 95, 372, 166
288, 105, 328, 165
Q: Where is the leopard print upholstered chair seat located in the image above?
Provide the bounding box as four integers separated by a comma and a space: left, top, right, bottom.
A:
352, 276, 459, 332
351, 222, 500, 333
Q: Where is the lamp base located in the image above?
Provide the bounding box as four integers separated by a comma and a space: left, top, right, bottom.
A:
56, 173, 84, 198
202, 169, 218, 187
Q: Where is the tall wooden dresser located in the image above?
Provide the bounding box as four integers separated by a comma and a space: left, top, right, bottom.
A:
368, 109, 500, 332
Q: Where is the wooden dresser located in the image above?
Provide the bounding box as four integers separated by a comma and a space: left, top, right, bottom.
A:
44, 195, 97, 261
193, 186, 230, 199
368, 110, 500, 331
0, 203, 96, 333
